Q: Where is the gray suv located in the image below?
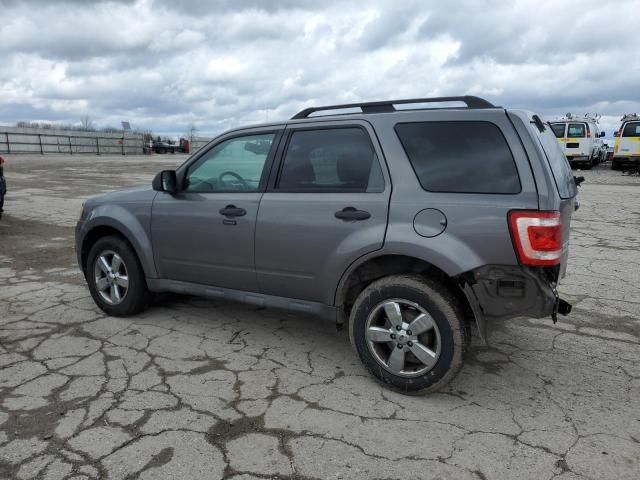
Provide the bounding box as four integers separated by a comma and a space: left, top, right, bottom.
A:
76, 96, 577, 393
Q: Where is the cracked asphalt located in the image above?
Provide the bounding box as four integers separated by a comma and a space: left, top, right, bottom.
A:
0, 155, 639, 480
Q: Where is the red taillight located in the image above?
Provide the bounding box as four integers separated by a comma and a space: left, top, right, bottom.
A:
508, 211, 562, 266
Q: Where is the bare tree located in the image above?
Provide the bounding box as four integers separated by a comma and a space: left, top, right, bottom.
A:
141, 130, 154, 142
80, 115, 95, 131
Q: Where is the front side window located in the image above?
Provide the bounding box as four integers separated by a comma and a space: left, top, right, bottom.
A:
567, 123, 586, 138
622, 121, 640, 137
277, 127, 384, 192
185, 133, 275, 192
395, 121, 521, 194
550, 123, 566, 138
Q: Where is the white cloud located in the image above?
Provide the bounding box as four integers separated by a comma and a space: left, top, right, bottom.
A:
206, 56, 247, 78
0, 0, 637, 137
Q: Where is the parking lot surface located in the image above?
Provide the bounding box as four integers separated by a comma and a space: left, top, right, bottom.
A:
1, 155, 639, 480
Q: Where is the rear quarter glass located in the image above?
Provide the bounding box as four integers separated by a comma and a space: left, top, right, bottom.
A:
394, 121, 521, 194
535, 126, 577, 200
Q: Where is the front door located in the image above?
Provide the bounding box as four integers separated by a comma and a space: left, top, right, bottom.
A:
255, 122, 391, 305
151, 130, 280, 291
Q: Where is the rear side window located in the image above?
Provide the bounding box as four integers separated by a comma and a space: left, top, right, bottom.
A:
550, 123, 566, 138
277, 127, 384, 192
395, 121, 521, 194
622, 122, 640, 137
567, 123, 586, 138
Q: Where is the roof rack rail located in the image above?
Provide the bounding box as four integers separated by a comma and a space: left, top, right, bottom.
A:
621, 113, 640, 122
290, 95, 497, 120
558, 113, 601, 123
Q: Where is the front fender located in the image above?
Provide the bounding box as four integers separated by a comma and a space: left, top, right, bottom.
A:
81, 203, 157, 278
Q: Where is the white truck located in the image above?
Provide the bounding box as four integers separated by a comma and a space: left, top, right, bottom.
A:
612, 114, 640, 170
550, 114, 606, 169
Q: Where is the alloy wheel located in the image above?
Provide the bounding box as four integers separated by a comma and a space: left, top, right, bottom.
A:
365, 299, 442, 377
93, 250, 129, 305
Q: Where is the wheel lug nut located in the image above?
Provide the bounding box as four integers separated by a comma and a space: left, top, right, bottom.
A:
395, 325, 401, 331
407, 330, 412, 336
390, 334, 396, 339
407, 341, 413, 347
397, 344, 403, 349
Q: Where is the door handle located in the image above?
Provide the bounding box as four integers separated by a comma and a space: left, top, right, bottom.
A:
219, 205, 247, 217
335, 207, 371, 221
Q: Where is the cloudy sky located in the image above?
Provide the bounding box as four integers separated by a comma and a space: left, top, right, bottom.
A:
0, 0, 638, 139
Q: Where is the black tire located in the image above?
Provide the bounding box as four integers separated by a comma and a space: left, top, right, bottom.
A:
86, 235, 150, 316
349, 275, 466, 394
583, 162, 592, 170
611, 161, 620, 171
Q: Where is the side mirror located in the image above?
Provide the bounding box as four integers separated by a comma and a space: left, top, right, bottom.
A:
614, 131, 620, 137
152, 170, 178, 194
599, 132, 606, 138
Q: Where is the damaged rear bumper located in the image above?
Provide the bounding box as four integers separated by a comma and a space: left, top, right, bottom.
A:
459, 265, 571, 343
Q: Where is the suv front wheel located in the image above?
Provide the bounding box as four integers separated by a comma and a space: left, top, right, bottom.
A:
349, 275, 465, 393
86, 235, 150, 317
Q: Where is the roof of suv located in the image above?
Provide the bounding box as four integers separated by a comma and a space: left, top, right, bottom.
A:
289, 95, 499, 120
214, 96, 508, 138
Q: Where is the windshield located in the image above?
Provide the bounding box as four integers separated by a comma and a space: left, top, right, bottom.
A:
550, 123, 565, 138
622, 121, 640, 137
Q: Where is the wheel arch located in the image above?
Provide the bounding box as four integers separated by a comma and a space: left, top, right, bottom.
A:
80, 215, 157, 280
334, 253, 475, 332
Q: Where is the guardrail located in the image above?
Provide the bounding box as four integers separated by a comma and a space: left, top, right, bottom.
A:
0, 126, 213, 156
0, 129, 143, 155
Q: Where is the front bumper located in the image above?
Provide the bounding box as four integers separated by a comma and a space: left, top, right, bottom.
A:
460, 265, 570, 343
75, 219, 88, 273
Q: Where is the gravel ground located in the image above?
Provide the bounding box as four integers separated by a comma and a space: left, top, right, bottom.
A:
0, 155, 639, 480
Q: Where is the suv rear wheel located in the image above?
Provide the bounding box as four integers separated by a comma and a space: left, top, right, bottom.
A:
86, 235, 150, 316
349, 275, 465, 393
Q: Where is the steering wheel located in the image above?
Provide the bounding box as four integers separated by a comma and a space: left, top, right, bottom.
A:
218, 171, 248, 190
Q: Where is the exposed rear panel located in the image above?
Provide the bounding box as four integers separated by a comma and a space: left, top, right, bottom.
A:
367, 108, 540, 276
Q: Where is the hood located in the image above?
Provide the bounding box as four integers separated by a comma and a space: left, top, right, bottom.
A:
85, 185, 156, 208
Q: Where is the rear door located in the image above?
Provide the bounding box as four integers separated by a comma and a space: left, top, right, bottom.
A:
565, 122, 589, 158
254, 121, 390, 305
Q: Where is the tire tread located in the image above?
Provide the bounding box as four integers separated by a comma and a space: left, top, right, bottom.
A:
348, 274, 466, 394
